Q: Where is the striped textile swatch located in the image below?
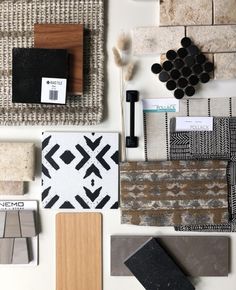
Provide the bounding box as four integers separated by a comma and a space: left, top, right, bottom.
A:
120, 161, 229, 227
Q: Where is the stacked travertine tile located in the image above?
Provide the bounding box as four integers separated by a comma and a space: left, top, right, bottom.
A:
133, 0, 236, 80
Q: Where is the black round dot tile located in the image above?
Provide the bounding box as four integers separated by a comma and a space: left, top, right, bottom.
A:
182, 66, 192, 77
178, 77, 188, 88
166, 80, 176, 91
189, 75, 199, 86
188, 45, 199, 56
185, 56, 196, 67
204, 62, 214, 73
185, 86, 195, 97
174, 58, 185, 69
196, 54, 206, 65
200, 73, 210, 83
181, 37, 192, 48
151, 63, 162, 74
193, 64, 203, 75
159, 71, 170, 82
163, 61, 173, 71
177, 48, 188, 58
171, 69, 181, 80
174, 89, 184, 99
166, 50, 177, 61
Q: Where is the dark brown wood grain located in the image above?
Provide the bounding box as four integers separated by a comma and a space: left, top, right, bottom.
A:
34, 24, 83, 94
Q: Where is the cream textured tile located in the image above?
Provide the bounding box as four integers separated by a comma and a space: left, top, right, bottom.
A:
0, 238, 14, 264
160, 0, 212, 26
132, 26, 185, 55
187, 25, 236, 52
4, 211, 21, 238
0, 212, 6, 237
214, 53, 236, 79
0, 143, 35, 181
12, 238, 29, 264
19, 211, 36, 237
0, 181, 24, 195
214, 0, 236, 24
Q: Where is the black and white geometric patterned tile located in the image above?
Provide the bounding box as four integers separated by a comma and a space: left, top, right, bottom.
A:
41, 132, 119, 209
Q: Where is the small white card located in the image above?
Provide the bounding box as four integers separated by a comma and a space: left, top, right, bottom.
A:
175, 117, 213, 132
41, 77, 67, 104
142, 99, 179, 113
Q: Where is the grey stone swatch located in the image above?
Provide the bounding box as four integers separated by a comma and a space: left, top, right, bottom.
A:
0, 211, 6, 237
4, 211, 21, 238
0, 238, 14, 264
111, 236, 229, 277
19, 211, 36, 237
12, 238, 29, 264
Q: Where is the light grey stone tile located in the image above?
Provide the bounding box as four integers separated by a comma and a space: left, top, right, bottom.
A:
187, 25, 236, 52
4, 211, 21, 238
19, 211, 36, 237
214, 53, 236, 79
0, 212, 5, 238
132, 26, 185, 55
12, 238, 29, 264
214, 0, 236, 24
0, 238, 14, 264
160, 0, 212, 26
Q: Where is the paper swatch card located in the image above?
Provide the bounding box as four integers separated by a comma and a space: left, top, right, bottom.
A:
42, 132, 119, 209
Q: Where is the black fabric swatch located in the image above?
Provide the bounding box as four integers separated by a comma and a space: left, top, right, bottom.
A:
12, 48, 68, 104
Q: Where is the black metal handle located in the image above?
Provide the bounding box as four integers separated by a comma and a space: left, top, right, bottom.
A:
126, 90, 139, 148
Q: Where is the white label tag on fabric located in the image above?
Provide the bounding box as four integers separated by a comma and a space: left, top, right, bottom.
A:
142, 99, 179, 113
175, 117, 213, 132
41, 77, 67, 104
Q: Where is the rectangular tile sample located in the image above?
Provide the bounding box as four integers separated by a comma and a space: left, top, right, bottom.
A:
0, 238, 14, 264
0, 181, 24, 195
0, 212, 6, 238
214, 0, 236, 24
4, 211, 21, 238
0, 143, 35, 181
132, 26, 185, 55
12, 48, 68, 104
19, 211, 36, 237
160, 0, 212, 26
56, 213, 102, 290
12, 238, 29, 264
111, 236, 229, 277
120, 161, 229, 226
42, 132, 119, 209
124, 238, 195, 290
187, 25, 236, 52
214, 53, 236, 80
34, 24, 83, 94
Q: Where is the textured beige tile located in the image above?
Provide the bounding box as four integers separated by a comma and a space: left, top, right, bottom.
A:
214, 53, 236, 79
214, 0, 236, 24
0, 143, 35, 181
0, 238, 14, 264
12, 238, 29, 264
187, 25, 236, 52
132, 26, 185, 55
4, 211, 21, 238
19, 210, 36, 237
0, 181, 24, 195
160, 0, 212, 26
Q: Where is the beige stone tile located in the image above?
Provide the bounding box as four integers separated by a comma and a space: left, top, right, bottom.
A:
0, 143, 35, 181
214, 53, 236, 79
0, 238, 14, 264
214, 0, 236, 24
0, 181, 24, 195
132, 26, 185, 55
160, 0, 212, 26
187, 25, 236, 52
12, 238, 29, 264
19, 210, 36, 237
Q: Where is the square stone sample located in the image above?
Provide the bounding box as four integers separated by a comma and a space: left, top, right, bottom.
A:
12, 238, 29, 264
0, 143, 35, 181
121, 160, 229, 226
187, 25, 236, 52
214, 0, 236, 24
160, 0, 212, 26
0, 181, 24, 195
132, 26, 185, 55
214, 53, 236, 80
111, 236, 229, 277
124, 238, 195, 290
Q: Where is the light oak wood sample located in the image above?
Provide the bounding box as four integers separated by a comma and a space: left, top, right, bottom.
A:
34, 24, 84, 95
56, 213, 102, 290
